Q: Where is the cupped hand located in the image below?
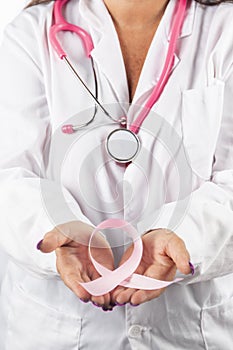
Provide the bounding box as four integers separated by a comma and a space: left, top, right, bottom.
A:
38, 221, 114, 308
111, 229, 191, 306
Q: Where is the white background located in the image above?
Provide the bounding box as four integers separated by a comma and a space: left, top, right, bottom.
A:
0, 1, 28, 285
0, 1, 28, 42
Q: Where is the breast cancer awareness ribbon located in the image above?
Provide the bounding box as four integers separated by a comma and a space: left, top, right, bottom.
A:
80, 219, 184, 296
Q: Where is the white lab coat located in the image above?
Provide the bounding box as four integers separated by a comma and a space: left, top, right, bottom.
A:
0, 0, 233, 348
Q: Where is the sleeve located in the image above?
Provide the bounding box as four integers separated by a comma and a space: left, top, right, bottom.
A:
137, 68, 233, 284
0, 11, 93, 278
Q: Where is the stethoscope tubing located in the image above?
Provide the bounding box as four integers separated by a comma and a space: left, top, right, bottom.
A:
49, 0, 187, 162
129, 0, 187, 134
63, 56, 121, 124
50, 0, 187, 135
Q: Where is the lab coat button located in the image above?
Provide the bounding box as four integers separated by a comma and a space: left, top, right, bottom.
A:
128, 325, 143, 338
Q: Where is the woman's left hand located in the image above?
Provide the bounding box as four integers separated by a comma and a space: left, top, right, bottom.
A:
111, 229, 191, 306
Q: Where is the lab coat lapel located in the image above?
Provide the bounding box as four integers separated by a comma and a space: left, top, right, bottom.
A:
129, 0, 196, 118
79, 0, 196, 117
79, 0, 129, 107
165, 0, 196, 40
91, 34, 130, 105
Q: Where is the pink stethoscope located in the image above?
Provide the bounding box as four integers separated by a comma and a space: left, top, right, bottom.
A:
50, 0, 187, 163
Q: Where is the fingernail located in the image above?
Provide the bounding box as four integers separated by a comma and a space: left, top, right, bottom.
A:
92, 301, 102, 308
189, 261, 195, 275
115, 301, 126, 306
36, 239, 43, 250
130, 303, 139, 307
102, 306, 112, 312
80, 298, 89, 304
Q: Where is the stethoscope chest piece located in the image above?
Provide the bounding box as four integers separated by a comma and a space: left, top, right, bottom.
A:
106, 129, 140, 163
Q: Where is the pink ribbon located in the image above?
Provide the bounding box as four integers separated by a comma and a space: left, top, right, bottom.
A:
80, 219, 183, 296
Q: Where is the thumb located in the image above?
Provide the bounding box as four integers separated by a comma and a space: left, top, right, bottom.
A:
37, 227, 72, 253
166, 235, 191, 275
37, 221, 94, 253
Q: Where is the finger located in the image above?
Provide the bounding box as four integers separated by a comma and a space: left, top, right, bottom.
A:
111, 246, 146, 305
90, 268, 111, 308
111, 286, 126, 303
129, 272, 171, 305
166, 235, 191, 274
114, 265, 161, 306
38, 228, 72, 253
129, 263, 176, 305
56, 247, 92, 301
79, 271, 112, 307
91, 293, 112, 310
110, 244, 136, 304
62, 268, 91, 301
38, 221, 95, 253
59, 269, 92, 301
130, 288, 164, 305
91, 294, 111, 307
115, 287, 137, 305
88, 250, 114, 307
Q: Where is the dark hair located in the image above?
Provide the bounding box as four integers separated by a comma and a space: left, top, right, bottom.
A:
25, 0, 233, 7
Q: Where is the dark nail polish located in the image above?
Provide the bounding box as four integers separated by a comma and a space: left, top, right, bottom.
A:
115, 301, 126, 306
130, 303, 139, 307
80, 298, 89, 303
189, 261, 195, 275
102, 306, 112, 312
92, 301, 102, 308
36, 239, 43, 250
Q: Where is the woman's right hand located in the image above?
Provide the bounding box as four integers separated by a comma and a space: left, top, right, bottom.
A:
37, 221, 114, 309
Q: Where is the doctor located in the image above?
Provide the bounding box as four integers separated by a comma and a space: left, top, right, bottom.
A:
0, 0, 233, 349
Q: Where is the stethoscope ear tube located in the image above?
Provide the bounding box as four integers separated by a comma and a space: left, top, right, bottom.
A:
51, 0, 187, 163
49, 24, 67, 59
61, 105, 98, 134
51, 0, 94, 58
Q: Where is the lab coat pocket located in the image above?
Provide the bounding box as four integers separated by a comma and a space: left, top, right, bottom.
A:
6, 284, 82, 350
181, 80, 224, 179
201, 297, 233, 350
